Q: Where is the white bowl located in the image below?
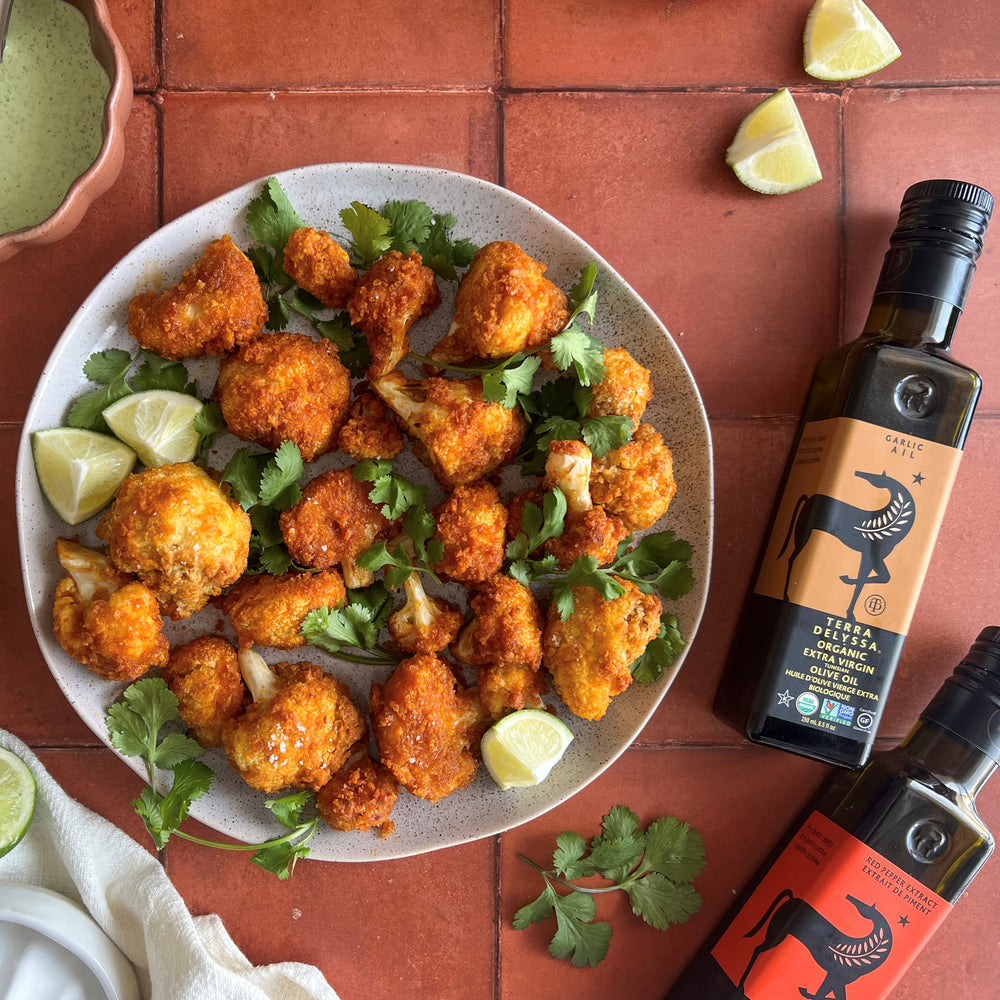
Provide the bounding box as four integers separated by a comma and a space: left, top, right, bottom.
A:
0, 884, 139, 1000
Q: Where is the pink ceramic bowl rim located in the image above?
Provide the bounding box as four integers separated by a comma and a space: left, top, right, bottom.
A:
0, 0, 132, 263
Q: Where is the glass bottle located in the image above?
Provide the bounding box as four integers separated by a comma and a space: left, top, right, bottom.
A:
666, 626, 1000, 1000
714, 179, 993, 769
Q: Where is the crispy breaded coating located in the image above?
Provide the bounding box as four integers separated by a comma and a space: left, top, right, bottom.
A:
586, 347, 652, 427
542, 439, 628, 569
431, 481, 508, 584
386, 569, 464, 655
337, 390, 405, 461
370, 653, 488, 802
279, 467, 397, 588
222, 659, 366, 793
282, 227, 358, 309
213, 331, 351, 462
542, 579, 662, 721
52, 539, 168, 682
428, 241, 569, 364
451, 574, 547, 720
161, 635, 247, 747
589, 423, 677, 532
127, 234, 267, 359
220, 568, 347, 650
349, 250, 441, 377
371, 371, 526, 489
316, 753, 400, 837
96, 462, 251, 620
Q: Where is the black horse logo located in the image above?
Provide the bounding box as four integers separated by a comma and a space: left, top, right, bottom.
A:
777, 470, 915, 621
739, 889, 893, 999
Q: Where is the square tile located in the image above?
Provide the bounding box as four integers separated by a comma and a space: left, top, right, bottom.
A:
503, 90, 842, 417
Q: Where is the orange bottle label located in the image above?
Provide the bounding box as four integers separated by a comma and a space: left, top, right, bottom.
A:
754, 416, 962, 634
711, 811, 952, 1000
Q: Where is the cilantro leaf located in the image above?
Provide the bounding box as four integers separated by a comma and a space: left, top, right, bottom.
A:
382, 199, 433, 253
548, 323, 606, 386
353, 459, 427, 520
625, 873, 702, 931
548, 892, 611, 968
258, 440, 304, 509
246, 176, 306, 252
315, 312, 371, 377
480, 354, 542, 408
341, 201, 393, 266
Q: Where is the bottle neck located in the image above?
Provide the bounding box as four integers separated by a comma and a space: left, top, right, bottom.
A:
898, 719, 998, 797
862, 292, 962, 349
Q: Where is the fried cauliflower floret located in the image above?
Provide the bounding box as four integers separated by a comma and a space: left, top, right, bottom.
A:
348, 250, 441, 377
161, 635, 247, 747
337, 390, 405, 460
278, 467, 397, 588
52, 538, 168, 682
127, 235, 267, 359
213, 331, 351, 462
428, 241, 569, 365
370, 653, 488, 802
542, 579, 662, 721
96, 462, 251, 620
282, 227, 358, 309
451, 574, 547, 720
316, 752, 400, 837
222, 650, 366, 793
371, 371, 526, 489
589, 423, 678, 532
386, 562, 463, 655
586, 347, 652, 427
220, 568, 347, 650
431, 481, 508, 584
543, 440, 628, 569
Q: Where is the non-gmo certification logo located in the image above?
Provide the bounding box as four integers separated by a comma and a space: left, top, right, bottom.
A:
796, 692, 820, 716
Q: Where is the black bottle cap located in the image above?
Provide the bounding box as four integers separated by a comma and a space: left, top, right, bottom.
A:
873, 178, 994, 312
920, 627, 1000, 764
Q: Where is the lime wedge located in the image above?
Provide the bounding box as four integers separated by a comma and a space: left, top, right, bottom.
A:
726, 88, 822, 195
804, 0, 901, 81
481, 709, 574, 790
102, 389, 204, 468
32, 427, 137, 525
0, 747, 36, 859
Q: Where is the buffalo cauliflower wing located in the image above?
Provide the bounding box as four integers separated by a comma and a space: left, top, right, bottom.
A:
222, 650, 366, 793
127, 235, 268, 359
337, 390, 405, 461
279, 467, 397, 588
161, 635, 247, 747
370, 652, 488, 801
371, 371, 526, 489
316, 752, 400, 838
589, 423, 677, 532
282, 227, 358, 309
428, 241, 569, 365
348, 249, 441, 377
386, 562, 463, 655
213, 331, 351, 462
542, 578, 662, 721
96, 462, 251, 620
586, 347, 652, 427
52, 538, 168, 682
431, 480, 508, 584
220, 568, 347, 650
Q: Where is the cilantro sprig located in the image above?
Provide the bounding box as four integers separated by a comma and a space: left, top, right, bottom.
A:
221, 441, 304, 574
106, 678, 318, 879
300, 583, 400, 665
67, 348, 198, 432
547, 262, 605, 386
515, 805, 704, 968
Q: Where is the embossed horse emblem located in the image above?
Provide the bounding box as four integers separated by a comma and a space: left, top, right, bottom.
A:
739, 889, 893, 1000
777, 470, 915, 621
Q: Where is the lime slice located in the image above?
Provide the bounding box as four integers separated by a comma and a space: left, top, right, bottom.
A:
102, 389, 204, 468
481, 709, 574, 790
32, 427, 137, 526
0, 747, 36, 859
804, 0, 901, 81
725, 88, 822, 195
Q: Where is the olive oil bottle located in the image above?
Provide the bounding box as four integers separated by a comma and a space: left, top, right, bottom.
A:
715, 179, 992, 769
666, 627, 1000, 1000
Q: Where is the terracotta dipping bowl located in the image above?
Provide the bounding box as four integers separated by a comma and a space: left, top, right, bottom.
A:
0, 0, 132, 263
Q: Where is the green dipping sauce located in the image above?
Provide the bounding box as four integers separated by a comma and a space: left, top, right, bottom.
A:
0, 0, 110, 235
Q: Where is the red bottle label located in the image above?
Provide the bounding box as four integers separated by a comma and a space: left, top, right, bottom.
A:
710, 811, 952, 1000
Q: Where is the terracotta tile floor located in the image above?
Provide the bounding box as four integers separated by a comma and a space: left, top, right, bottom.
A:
4, 2, 1000, 998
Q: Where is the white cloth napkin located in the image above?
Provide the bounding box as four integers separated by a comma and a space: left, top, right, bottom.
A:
0, 729, 340, 1000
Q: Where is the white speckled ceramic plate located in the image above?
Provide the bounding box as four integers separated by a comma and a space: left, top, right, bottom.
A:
16, 163, 713, 861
